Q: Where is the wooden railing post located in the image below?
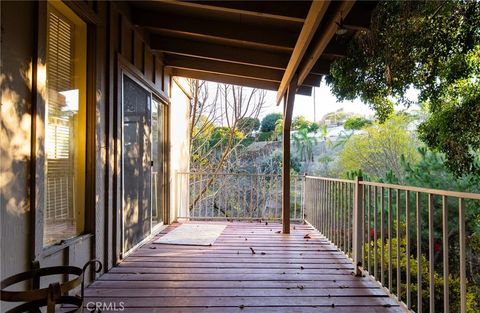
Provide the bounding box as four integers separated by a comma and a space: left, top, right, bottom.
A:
353, 176, 363, 276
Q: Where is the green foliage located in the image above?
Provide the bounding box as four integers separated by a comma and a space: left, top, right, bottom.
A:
237, 117, 260, 134
343, 116, 372, 130
260, 113, 282, 132
401, 147, 480, 193
270, 118, 284, 141
292, 116, 320, 133
365, 238, 479, 313
417, 46, 480, 176
292, 128, 317, 162
260, 150, 301, 174
209, 127, 244, 147
257, 131, 273, 142
339, 115, 419, 181
292, 116, 310, 130
307, 122, 319, 133
328, 1, 480, 174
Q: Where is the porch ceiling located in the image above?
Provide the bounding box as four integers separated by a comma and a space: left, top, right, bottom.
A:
130, 0, 377, 98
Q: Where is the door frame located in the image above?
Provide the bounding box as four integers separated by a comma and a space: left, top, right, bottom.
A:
116, 54, 169, 258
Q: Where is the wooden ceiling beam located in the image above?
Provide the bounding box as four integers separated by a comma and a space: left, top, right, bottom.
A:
133, 8, 298, 52
302, 74, 323, 87
341, 2, 376, 31
149, 0, 305, 24
165, 54, 284, 82
168, 68, 280, 91
297, 86, 312, 96
191, 1, 311, 21
275, 1, 331, 104
151, 36, 289, 70
310, 60, 333, 75
297, 1, 356, 87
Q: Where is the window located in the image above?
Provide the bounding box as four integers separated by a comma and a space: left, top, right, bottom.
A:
44, 1, 87, 246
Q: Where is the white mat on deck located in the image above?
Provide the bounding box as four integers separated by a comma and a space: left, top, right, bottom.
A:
154, 224, 226, 246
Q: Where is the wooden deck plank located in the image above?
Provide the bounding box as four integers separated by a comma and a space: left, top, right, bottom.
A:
85, 222, 405, 312
102, 308, 405, 313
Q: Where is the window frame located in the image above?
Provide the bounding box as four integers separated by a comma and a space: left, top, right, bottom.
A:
32, 0, 97, 258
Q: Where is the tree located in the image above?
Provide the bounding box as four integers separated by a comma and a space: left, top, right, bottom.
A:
343, 116, 371, 130
271, 118, 284, 141
328, 1, 480, 175
338, 115, 419, 182
292, 128, 317, 163
237, 117, 260, 134
292, 116, 310, 130
260, 113, 282, 132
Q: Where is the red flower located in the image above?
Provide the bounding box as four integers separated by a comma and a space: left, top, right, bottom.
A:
370, 229, 376, 238
434, 242, 442, 253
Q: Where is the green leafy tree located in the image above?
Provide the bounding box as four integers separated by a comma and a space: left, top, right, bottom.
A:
338, 115, 419, 182
260, 113, 282, 132
343, 116, 372, 130
271, 118, 284, 141
292, 116, 309, 130
237, 117, 260, 134
328, 1, 480, 175
292, 127, 317, 163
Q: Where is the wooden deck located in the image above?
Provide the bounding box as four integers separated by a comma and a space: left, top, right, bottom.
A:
85, 222, 405, 312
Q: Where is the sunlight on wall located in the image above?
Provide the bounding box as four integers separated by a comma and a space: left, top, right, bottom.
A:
0, 60, 46, 216
170, 78, 191, 221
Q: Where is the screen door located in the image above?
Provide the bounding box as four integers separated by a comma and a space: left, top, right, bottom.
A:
122, 75, 151, 252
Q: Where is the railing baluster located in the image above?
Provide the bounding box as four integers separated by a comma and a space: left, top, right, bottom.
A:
380, 186, 385, 286
416, 192, 421, 312
459, 198, 466, 313
388, 188, 392, 292
343, 182, 347, 252
428, 193, 434, 313
442, 195, 449, 313
367, 185, 371, 275
396, 189, 401, 301
374, 186, 378, 280
294, 177, 298, 221
406, 190, 411, 308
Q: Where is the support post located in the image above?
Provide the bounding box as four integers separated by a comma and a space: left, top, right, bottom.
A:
353, 176, 364, 276
282, 75, 297, 234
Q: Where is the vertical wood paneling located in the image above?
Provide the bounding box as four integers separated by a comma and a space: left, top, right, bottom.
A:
133, 32, 144, 72
144, 46, 153, 82
121, 19, 132, 63
155, 57, 163, 91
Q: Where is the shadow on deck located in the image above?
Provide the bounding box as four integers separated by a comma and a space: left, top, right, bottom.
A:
86, 222, 405, 312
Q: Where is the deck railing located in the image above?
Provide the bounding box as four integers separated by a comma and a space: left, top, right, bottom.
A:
175, 172, 304, 221
304, 176, 480, 313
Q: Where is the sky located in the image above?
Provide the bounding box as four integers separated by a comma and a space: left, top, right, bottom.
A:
259, 83, 375, 121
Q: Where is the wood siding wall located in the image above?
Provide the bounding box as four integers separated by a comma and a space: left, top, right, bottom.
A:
0, 0, 170, 298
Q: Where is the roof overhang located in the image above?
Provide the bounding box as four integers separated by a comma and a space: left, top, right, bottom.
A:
129, 0, 377, 100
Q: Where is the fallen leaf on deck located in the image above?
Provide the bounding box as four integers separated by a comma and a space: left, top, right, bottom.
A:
249, 247, 256, 254
300, 266, 304, 270
297, 285, 304, 290
239, 304, 245, 309
275, 230, 281, 234
304, 234, 311, 239
261, 252, 266, 255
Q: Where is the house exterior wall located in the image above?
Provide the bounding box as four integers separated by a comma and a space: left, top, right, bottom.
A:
0, 1, 177, 300
169, 78, 192, 222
